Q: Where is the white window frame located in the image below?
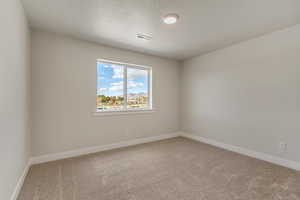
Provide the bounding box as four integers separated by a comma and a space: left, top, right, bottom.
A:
95, 59, 153, 115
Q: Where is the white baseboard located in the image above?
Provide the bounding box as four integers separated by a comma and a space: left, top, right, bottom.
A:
15, 131, 300, 200
10, 131, 300, 200
181, 132, 300, 171
11, 132, 180, 200
10, 161, 31, 200
30, 132, 181, 165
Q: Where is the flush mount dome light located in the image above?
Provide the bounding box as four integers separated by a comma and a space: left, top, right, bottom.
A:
163, 13, 179, 24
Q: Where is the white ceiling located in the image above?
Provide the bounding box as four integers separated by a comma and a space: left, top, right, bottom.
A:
22, 0, 300, 60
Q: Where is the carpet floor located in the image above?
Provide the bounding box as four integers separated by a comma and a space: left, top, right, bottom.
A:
18, 137, 300, 200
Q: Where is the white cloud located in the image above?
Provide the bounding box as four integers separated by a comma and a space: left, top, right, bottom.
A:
107, 80, 143, 92
97, 87, 107, 94
111, 82, 122, 86
103, 65, 110, 68
112, 65, 123, 79
128, 80, 143, 88
109, 81, 123, 91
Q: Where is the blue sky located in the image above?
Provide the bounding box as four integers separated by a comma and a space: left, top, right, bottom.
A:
97, 62, 148, 96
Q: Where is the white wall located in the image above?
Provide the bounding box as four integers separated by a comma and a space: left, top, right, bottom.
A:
0, 0, 31, 199
31, 30, 180, 157
182, 24, 300, 163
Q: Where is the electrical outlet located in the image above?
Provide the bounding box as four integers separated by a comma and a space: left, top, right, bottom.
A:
279, 142, 287, 152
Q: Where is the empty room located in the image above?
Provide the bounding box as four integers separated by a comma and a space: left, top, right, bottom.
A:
1, 0, 300, 199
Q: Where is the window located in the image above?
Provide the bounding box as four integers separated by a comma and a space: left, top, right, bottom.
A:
96, 59, 152, 112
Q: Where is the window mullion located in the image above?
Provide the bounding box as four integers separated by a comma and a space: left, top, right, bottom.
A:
147, 69, 151, 109
123, 66, 127, 110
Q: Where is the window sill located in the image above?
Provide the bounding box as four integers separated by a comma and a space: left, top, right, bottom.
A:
92, 109, 156, 116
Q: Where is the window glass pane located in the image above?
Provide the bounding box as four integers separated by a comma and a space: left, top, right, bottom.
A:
127, 67, 149, 109
97, 62, 124, 111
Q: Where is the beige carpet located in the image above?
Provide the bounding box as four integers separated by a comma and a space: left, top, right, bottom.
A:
18, 137, 300, 200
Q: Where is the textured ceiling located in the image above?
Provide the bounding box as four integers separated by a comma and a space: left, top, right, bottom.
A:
22, 0, 300, 60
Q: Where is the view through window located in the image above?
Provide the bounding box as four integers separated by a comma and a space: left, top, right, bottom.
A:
97, 60, 151, 111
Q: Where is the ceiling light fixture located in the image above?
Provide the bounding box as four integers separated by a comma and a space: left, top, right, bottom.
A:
163, 13, 179, 24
